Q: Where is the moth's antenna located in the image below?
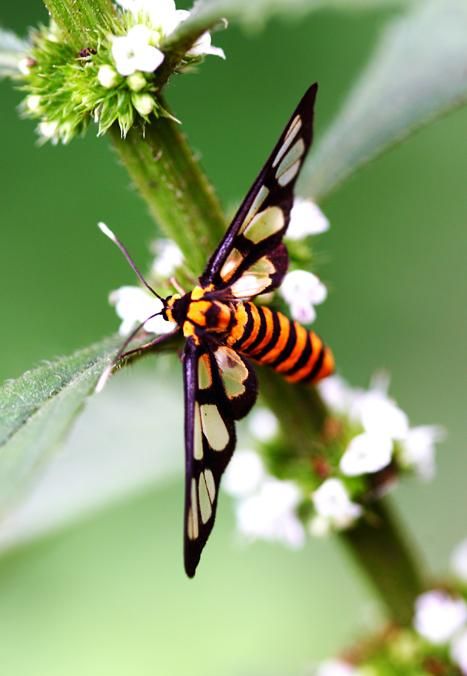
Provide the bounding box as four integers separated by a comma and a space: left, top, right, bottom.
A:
95, 310, 163, 393
98, 222, 164, 302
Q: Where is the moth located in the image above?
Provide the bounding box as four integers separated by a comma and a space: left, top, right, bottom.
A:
98, 83, 334, 577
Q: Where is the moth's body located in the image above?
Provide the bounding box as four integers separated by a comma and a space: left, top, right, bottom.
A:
102, 84, 334, 577
165, 286, 334, 384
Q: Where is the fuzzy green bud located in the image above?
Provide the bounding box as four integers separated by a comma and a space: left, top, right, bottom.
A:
132, 93, 155, 116
97, 65, 118, 89
127, 72, 147, 92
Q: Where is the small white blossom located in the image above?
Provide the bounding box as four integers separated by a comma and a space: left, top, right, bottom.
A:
109, 285, 175, 335
286, 198, 330, 240
318, 375, 355, 416
223, 450, 265, 497
399, 425, 444, 481
37, 120, 59, 144
451, 628, 467, 674
116, 0, 224, 58
414, 590, 467, 644
111, 25, 165, 76
151, 239, 184, 277
350, 386, 409, 441
26, 95, 41, 112
186, 30, 225, 59
97, 64, 118, 88
280, 270, 327, 324
312, 478, 362, 529
451, 539, 467, 583
236, 478, 305, 548
18, 57, 32, 76
315, 659, 357, 676
248, 407, 279, 443
340, 432, 393, 477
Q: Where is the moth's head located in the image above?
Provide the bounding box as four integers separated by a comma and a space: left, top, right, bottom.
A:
164, 293, 191, 325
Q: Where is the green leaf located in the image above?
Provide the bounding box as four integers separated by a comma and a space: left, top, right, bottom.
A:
302, 0, 467, 201
0, 336, 121, 514
0, 27, 29, 78
170, 0, 412, 36
0, 358, 183, 552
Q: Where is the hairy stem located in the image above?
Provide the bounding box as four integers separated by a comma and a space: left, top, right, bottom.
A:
110, 116, 226, 277
43, 0, 116, 49
341, 498, 424, 626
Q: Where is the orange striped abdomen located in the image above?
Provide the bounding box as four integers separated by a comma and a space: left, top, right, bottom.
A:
227, 302, 334, 384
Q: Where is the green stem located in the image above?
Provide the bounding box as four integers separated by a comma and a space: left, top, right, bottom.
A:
110, 117, 226, 277
43, 0, 116, 50
341, 498, 425, 626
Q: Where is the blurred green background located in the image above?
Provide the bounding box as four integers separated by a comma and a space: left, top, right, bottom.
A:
1, 2, 467, 675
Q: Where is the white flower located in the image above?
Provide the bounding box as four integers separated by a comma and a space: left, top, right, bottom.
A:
127, 71, 147, 92
414, 590, 467, 644
111, 25, 164, 76
223, 450, 265, 497
399, 425, 444, 481
248, 407, 279, 442
280, 270, 327, 324
37, 120, 59, 144
109, 285, 175, 335
97, 64, 118, 88
187, 30, 225, 59
151, 239, 184, 277
286, 198, 329, 240
315, 659, 357, 676
236, 478, 305, 548
350, 386, 409, 441
312, 478, 362, 529
318, 375, 355, 416
116, 0, 225, 58
340, 432, 393, 477
451, 629, 467, 674
26, 95, 41, 112
18, 57, 32, 76
451, 539, 467, 583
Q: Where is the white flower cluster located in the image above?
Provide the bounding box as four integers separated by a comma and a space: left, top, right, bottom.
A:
281, 198, 329, 324
414, 589, 467, 673
224, 409, 306, 549
319, 374, 444, 482
315, 660, 358, 676
109, 237, 182, 336
99, 0, 224, 90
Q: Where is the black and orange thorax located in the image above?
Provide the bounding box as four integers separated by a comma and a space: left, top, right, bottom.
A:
165, 285, 334, 385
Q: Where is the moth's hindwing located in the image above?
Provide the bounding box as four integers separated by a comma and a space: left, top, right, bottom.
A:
201, 83, 318, 300
183, 338, 257, 577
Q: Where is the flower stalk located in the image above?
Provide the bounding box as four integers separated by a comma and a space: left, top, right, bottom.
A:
43, 0, 427, 626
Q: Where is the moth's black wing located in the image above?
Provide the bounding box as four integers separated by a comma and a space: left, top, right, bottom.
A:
200, 83, 318, 300
183, 337, 257, 577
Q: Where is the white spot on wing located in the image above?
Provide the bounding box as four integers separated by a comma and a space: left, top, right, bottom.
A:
272, 115, 302, 169
204, 469, 216, 502
198, 354, 212, 390
243, 206, 284, 244
276, 138, 305, 181
220, 248, 244, 282
198, 474, 213, 524
278, 160, 301, 187
239, 186, 270, 234
188, 478, 199, 540
215, 346, 248, 399
230, 274, 271, 299
194, 403, 204, 460
201, 404, 230, 451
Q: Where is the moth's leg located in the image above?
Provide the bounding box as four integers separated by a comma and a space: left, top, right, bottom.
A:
96, 328, 180, 392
